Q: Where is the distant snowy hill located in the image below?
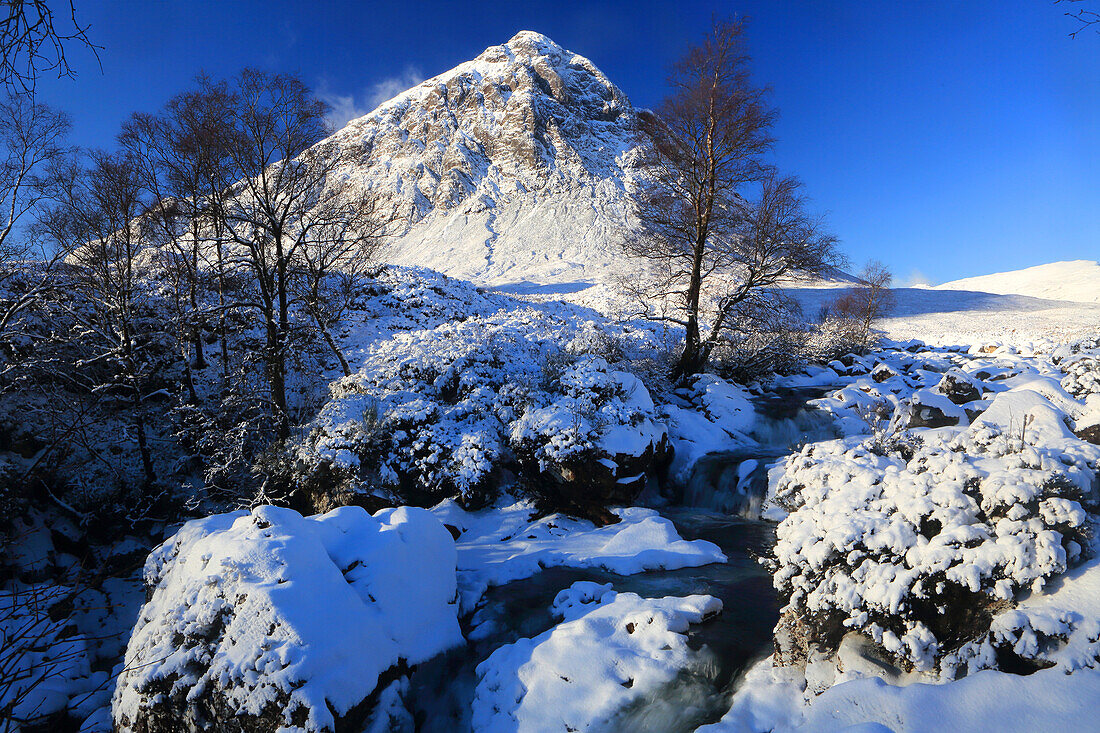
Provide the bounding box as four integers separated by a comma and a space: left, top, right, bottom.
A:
934, 260, 1100, 304
317, 31, 648, 288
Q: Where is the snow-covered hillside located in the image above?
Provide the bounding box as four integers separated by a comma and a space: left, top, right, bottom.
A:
786, 286, 1100, 346
318, 31, 647, 287
935, 260, 1100, 304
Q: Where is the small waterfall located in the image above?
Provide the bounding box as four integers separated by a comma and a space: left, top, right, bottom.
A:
682, 451, 776, 516
677, 387, 839, 517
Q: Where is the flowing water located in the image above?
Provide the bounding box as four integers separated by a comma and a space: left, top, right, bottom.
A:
406, 386, 836, 731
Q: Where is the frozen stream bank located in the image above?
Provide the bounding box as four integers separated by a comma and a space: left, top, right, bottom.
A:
407, 510, 778, 732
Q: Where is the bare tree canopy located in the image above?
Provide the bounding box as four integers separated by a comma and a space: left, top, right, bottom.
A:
192, 69, 397, 438
1060, 0, 1100, 37
625, 17, 839, 381
0, 0, 100, 92
0, 93, 70, 379
832, 260, 894, 348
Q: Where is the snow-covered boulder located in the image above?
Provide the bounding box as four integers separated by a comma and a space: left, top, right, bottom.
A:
472, 581, 721, 732
933, 368, 983, 405
113, 505, 463, 733
902, 388, 968, 429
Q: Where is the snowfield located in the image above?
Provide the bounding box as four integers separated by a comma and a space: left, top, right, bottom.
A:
934, 259, 1100, 304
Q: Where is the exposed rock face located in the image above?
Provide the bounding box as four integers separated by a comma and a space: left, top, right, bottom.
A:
315, 31, 648, 286
1078, 423, 1100, 445
871, 363, 900, 383
527, 433, 672, 523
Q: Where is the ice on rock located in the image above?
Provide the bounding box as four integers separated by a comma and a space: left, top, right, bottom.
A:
472, 581, 721, 732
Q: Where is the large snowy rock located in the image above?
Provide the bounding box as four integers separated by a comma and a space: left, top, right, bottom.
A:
314, 31, 648, 287
113, 505, 463, 733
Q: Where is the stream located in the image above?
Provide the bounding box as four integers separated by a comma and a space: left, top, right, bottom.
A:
406, 386, 838, 731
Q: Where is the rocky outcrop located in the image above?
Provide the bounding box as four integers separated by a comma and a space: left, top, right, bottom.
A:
522, 432, 672, 523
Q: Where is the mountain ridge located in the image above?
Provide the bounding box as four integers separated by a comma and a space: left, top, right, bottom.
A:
316, 31, 649, 287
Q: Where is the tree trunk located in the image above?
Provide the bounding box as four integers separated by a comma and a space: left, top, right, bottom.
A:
189, 226, 206, 370
265, 317, 290, 441
215, 238, 230, 386
312, 307, 351, 377
133, 409, 156, 488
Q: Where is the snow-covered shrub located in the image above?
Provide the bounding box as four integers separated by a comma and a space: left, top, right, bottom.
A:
511, 356, 668, 512
766, 411, 1098, 676
298, 308, 669, 513
114, 505, 463, 733
1061, 355, 1100, 399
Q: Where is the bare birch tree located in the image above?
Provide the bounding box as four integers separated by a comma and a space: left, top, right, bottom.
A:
0, 0, 100, 92
0, 94, 71, 389
201, 69, 391, 439
624, 18, 838, 381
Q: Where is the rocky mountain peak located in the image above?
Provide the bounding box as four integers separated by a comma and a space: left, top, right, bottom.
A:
323, 32, 642, 221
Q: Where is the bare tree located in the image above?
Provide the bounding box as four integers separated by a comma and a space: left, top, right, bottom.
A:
292, 185, 396, 377
119, 82, 240, 400
1060, 0, 1100, 38
39, 151, 162, 487
0, 94, 71, 388
624, 18, 838, 381
832, 260, 894, 348
0, 0, 100, 93
202, 69, 388, 439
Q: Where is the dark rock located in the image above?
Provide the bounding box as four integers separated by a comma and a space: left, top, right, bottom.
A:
871, 363, 900, 383
1076, 423, 1100, 445
517, 433, 672, 521
906, 391, 965, 429
934, 369, 983, 405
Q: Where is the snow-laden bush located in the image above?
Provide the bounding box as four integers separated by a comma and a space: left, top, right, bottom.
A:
766, 394, 1099, 675
296, 308, 667, 513
113, 504, 463, 733
1061, 355, 1100, 399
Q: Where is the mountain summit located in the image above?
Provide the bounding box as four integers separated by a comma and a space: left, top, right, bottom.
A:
320, 31, 649, 287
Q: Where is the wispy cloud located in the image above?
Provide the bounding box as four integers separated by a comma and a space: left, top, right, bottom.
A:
900, 269, 933, 288
318, 66, 425, 130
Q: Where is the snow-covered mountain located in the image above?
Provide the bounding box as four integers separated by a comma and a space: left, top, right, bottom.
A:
934, 260, 1100, 304
318, 31, 648, 288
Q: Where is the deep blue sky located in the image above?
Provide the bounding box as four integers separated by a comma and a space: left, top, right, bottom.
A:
36, 1, 1099, 284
